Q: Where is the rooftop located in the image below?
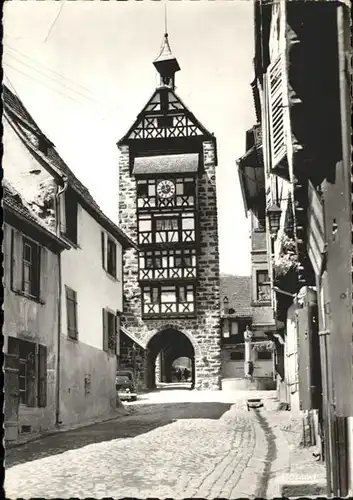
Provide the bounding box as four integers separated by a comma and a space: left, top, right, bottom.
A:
220, 274, 253, 318
3, 84, 135, 249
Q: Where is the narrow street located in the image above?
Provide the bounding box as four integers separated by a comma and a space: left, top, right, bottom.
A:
5, 389, 276, 499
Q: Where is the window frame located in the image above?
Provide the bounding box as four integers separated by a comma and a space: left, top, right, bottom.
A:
22, 237, 40, 300
256, 270, 271, 302
102, 308, 117, 354
142, 283, 196, 317
257, 350, 273, 361
107, 236, 117, 279
7, 336, 47, 408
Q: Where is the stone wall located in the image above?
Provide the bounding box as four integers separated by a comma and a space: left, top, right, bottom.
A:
118, 141, 221, 390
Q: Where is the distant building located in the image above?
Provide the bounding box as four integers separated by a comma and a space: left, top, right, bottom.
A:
118, 34, 221, 390
220, 275, 276, 391
3, 84, 134, 439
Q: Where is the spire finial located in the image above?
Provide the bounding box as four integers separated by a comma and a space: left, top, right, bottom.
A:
164, 0, 168, 35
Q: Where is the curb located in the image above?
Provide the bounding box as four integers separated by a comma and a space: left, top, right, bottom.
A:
265, 412, 327, 498
5, 407, 130, 449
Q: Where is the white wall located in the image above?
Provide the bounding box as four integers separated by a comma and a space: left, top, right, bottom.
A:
61, 205, 123, 350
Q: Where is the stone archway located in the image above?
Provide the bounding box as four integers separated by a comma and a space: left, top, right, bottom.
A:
146, 328, 195, 389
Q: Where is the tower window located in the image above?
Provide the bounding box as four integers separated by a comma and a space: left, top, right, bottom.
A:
157, 116, 173, 128
142, 284, 196, 317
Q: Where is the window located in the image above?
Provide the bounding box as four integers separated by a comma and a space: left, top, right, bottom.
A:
142, 284, 195, 316
22, 238, 40, 299
256, 270, 271, 301
63, 188, 78, 244
103, 309, 117, 353
66, 286, 78, 340
139, 249, 197, 280
102, 232, 119, 279
7, 336, 47, 408
107, 238, 117, 278
155, 218, 179, 231
230, 351, 245, 361
257, 351, 272, 360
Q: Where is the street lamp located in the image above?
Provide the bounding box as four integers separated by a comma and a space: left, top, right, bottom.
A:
222, 296, 230, 338
267, 203, 282, 237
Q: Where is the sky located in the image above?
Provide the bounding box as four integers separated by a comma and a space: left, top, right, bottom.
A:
3, 0, 256, 276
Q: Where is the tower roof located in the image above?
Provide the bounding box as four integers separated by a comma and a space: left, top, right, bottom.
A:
153, 33, 180, 79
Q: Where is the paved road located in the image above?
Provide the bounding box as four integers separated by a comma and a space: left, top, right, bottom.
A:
5, 389, 271, 498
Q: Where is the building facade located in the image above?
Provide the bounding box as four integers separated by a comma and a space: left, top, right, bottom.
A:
118, 34, 221, 390
3, 181, 69, 442
250, 0, 352, 495
3, 84, 134, 436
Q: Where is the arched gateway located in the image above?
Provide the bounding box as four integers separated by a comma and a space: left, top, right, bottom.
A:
146, 328, 195, 389
117, 33, 222, 391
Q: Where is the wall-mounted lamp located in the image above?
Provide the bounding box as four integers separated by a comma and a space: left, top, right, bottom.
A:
222, 296, 230, 338
267, 203, 282, 236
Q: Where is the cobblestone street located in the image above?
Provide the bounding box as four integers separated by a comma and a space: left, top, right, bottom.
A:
5, 389, 326, 498
5, 389, 273, 499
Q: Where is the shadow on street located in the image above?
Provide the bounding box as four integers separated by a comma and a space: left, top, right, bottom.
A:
5, 402, 232, 469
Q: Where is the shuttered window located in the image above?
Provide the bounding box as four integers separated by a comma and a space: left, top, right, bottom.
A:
268, 54, 286, 169
102, 308, 117, 354
7, 336, 47, 408
66, 286, 78, 340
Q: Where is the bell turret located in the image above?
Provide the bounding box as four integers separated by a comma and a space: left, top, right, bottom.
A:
153, 33, 180, 90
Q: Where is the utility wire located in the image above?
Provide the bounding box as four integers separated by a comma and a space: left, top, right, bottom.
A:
44, 1, 65, 44
4, 45, 121, 113
6, 44, 92, 94
4, 51, 103, 106
3, 62, 90, 107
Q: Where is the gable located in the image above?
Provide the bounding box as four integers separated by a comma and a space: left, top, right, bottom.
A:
119, 88, 213, 144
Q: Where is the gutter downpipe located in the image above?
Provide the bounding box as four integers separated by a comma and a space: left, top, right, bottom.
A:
55, 176, 69, 427
337, 2, 352, 494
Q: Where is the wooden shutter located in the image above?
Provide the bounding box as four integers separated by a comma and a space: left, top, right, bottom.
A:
102, 308, 108, 351
37, 344, 47, 408
11, 229, 23, 292
116, 313, 120, 356
101, 232, 107, 271
268, 54, 286, 169
26, 344, 37, 407
323, 162, 353, 416
4, 339, 20, 442
39, 246, 48, 303
296, 307, 313, 410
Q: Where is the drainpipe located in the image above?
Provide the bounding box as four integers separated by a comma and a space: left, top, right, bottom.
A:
55, 176, 69, 427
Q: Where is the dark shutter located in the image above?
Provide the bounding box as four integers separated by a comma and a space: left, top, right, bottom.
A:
115, 313, 120, 356
39, 246, 48, 303
323, 162, 353, 416
101, 232, 106, 270
37, 344, 47, 408
102, 308, 108, 352
296, 307, 313, 410
26, 343, 37, 408
11, 229, 23, 292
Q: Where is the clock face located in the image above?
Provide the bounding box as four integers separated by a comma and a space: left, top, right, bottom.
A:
157, 180, 176, 199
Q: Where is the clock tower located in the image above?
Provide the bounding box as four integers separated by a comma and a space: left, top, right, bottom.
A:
118, 33, 221, 390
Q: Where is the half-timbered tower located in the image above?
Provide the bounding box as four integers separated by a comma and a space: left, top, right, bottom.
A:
118, 34, 221, 390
